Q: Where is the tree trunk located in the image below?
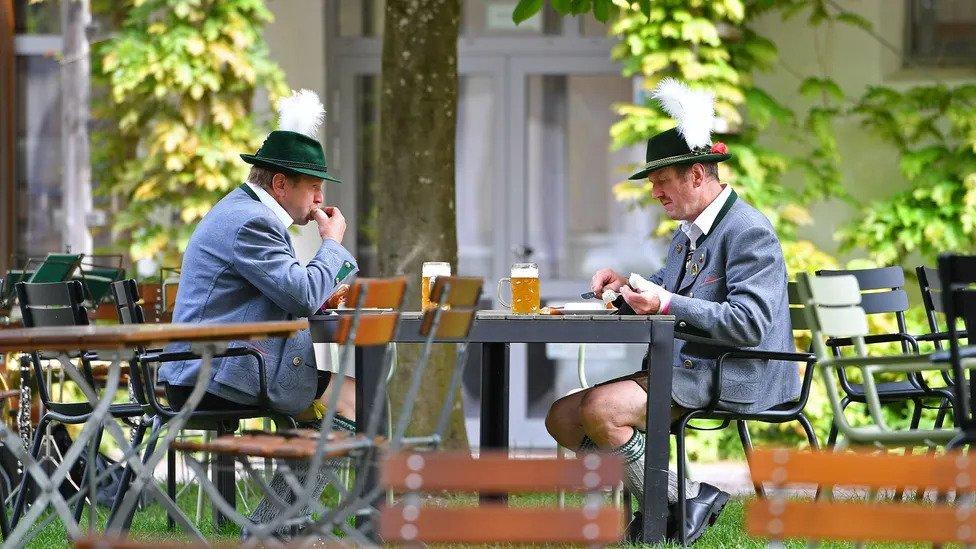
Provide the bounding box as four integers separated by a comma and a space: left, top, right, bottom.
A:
376, 0, 465, 449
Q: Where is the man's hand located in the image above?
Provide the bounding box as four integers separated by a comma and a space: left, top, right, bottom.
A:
313, 206, 346, 242
619, 285, 662, 314
591, 268, 628, 295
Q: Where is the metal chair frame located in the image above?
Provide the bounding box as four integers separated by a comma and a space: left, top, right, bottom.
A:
817, 267, 953, 446
669, 280, 819, 546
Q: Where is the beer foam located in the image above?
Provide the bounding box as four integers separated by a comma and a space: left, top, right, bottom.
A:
422, 262, 451, 277
511, 265, 539, 278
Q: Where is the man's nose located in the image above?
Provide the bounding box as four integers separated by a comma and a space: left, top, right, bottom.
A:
650, 184, 663, 199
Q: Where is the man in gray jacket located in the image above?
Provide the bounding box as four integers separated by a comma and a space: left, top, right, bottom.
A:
545, 80, 798, 544
159, 90, 358, 536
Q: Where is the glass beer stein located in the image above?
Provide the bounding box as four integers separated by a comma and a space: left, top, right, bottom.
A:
497, 262, 540, 314
421, 261, 451, 311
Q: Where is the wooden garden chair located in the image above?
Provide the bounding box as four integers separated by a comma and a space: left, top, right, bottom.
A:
746, 448, 976, 545
380, 451, 624, 545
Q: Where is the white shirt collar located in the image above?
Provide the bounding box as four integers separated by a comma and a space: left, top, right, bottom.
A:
680, 184, 732, 249
246, 182, 293, 228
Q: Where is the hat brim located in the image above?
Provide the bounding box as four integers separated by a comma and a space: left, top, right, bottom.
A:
241, 154, 342, 183
628, 152, 732, 180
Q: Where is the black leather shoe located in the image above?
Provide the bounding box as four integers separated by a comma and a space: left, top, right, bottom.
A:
666, 482, 730, 545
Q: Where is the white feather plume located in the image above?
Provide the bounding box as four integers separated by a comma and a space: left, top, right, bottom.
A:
277, 89, 325, 138
652, 78, 716, 150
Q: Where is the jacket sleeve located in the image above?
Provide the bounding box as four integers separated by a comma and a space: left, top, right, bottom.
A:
232, 215, 358, 317
666, 224, 786, 348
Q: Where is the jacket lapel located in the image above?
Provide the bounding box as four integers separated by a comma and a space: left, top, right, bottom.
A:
677, 246, 708, 294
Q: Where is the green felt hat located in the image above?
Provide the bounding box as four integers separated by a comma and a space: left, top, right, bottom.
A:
241, 130, 341, 183
628, 127, 731, 180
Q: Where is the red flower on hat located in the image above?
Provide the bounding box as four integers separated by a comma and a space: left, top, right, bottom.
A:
710, 142, 728, 154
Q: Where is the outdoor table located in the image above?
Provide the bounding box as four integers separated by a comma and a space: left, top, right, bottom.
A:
309, 310, 676, 543
0, 320, 307, 546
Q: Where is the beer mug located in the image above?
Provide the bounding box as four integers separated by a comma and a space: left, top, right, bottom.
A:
497, 262, 540, 314
421, 261, 451, 311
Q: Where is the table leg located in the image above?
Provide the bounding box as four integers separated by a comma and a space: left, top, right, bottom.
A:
355, 345, 387, 539
480, 342, 509, 504
213, 422, 235, 527
642, 319, 674, 543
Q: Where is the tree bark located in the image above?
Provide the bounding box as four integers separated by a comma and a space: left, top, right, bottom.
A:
376, 0, 465, 448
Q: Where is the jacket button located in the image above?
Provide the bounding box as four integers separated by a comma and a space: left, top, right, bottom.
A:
683, 359, 693, 368
678, 321, 686, 327
688, 292, 694, 298
292, 357, 301, 366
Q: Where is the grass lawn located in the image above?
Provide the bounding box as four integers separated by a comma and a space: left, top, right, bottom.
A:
15, 487, 931, 548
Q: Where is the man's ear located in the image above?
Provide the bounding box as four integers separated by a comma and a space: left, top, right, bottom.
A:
690, 163, 706, 188
270, 172, 288, 197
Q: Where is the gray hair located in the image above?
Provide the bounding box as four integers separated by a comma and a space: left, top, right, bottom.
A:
676, 162, 719, 181
246, 166, 276, 190
246, 166, 297, 190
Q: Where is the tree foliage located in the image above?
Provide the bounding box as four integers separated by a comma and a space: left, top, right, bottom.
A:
839, 85, 976, 264
93, 0, 288, 267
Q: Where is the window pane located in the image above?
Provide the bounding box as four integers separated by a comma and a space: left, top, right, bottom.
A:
16, 55, 63, 257
338, 0, 384, 38
456, 75, 496, 279
462, 0, 561, 36
524, 73, 653, 280
15, 0, 60, 34
908, 0, 976, 65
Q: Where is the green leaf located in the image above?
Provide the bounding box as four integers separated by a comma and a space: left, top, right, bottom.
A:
836, 11, 873, 31
512, 0, 543, 24
592, 0, 611, 22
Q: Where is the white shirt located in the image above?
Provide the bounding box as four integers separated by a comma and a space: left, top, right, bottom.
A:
247, 182, 293, 228
657, 184, 732, 313
680, 184, 732, 251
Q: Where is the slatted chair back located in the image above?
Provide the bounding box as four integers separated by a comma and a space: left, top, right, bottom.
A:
17, 280, 90, 328
746, 448, 976, 545
800, 273, 869, 352
938, 254, 976, 433
16, 280, 94, 410
787, 281, 811, 331
111, 279, 146, 326
817, 266, 911, 352
380, 451, 623, 545
332, 277, 407, 346
917, 265, 945, 344
419, 276, 483, 339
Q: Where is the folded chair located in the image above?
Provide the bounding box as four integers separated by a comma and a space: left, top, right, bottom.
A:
169, 277, 408, 543
302, 275, 482, 542
380, 451, 623, 545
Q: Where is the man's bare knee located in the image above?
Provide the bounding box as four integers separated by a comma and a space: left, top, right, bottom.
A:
579, 381, 647, 446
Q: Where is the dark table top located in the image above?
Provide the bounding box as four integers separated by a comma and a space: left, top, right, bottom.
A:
309, 311, 674, 344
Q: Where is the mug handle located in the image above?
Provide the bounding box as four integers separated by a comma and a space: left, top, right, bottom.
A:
496, 277, 512, 309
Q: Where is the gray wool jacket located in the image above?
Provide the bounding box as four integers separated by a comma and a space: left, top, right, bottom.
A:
647, 190, 799, 413
158, 185, 357, 416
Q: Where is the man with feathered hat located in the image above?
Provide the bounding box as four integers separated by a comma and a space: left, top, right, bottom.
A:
158, 89, 358, 536
544, 79, 798, 544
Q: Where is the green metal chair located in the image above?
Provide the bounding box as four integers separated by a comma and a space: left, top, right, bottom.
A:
797, 272, 965, 447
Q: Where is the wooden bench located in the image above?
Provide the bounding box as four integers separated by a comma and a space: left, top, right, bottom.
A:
380, 451, 623, 545
746, 448, 976, 544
